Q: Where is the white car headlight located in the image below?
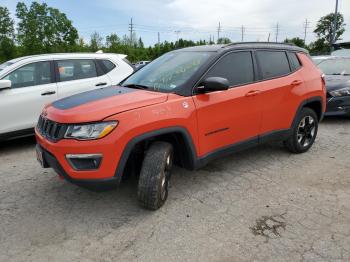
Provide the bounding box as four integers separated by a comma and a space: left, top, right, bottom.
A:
64, 121, 118, 140
329, 87, 350, 97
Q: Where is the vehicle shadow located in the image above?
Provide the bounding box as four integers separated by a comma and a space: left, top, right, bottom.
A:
0, 135, 36, 153
1, 136, 295, 253
321, 115, 350, 124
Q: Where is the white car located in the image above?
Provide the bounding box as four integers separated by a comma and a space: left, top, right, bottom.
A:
0, 53, 134, 140
134, 61, 150, 68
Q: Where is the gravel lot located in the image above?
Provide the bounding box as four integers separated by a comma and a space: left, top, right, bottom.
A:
1, 117, 350, 262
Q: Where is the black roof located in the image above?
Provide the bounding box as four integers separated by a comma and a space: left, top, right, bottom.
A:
180, 42, 308, 53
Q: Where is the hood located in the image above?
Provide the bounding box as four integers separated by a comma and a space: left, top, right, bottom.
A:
325, 75, 350, 92
45, 86, 168, 123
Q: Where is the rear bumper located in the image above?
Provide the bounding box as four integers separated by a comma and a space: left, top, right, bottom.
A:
325, 96, 350, 116
35, 128, 123, 188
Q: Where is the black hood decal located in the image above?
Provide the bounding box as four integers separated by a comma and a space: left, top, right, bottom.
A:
52, 86, 137, 110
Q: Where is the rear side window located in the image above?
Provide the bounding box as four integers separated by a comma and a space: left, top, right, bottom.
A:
288, 52, 302, 71
256, 51, 291, 79
97, 59, 116, 74
204, 51, 254, 86
57, 60, 97, 82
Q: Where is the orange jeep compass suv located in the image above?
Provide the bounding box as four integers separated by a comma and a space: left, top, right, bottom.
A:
36, 43, 326, 210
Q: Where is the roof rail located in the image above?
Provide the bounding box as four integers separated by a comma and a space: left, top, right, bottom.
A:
223, 42, 296, 48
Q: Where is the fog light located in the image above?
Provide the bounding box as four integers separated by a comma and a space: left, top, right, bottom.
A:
66, 154, 102, 170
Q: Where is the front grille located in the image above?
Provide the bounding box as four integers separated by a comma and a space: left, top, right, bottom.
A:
37, 115, 67, 142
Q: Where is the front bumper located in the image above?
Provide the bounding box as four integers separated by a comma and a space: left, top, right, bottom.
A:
325, 96, 350, 116
35, 129, 123, 188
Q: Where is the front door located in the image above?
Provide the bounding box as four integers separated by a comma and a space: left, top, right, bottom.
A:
0, 61, 57, 134
192, 51, 262, 157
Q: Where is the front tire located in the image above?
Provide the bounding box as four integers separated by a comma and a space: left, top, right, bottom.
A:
137, 141, 173, 210
284, 108, 318, 153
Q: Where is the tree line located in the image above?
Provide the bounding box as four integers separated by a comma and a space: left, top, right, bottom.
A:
0, 2, 347, 64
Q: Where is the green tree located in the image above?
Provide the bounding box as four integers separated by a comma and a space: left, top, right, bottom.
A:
284, 37, 306, 48
138, 37, 144, 48
308, 39, 329, 56
314, 13, 346, 46
106, 33, 121, 49
90, 31, 103, 51
16, 1, 78, 55
217, 37, 231, 44
0, 6, 16, 62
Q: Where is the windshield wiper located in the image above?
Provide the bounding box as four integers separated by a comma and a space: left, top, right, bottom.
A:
123, 84, 150, 90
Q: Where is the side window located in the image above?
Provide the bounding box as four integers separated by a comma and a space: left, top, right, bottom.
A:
57, 60, 97, 82
288, 52, 302, 71
204, 51, 254, 86
3, 61, 52, 88
256, 51, 291, 79
97, 59, 116, 74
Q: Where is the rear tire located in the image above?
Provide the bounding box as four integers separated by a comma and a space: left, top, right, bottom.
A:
284, 108, 318, 153
137, 141, 173, 210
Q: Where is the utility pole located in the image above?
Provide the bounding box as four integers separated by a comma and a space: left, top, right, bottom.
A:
303, 18, 310, 43
267, 33, 271, 42
217, 22, 221, 42
174, 30, 181, 42
128, 18, 134, 46
275, 23, 279, 42
157, 32, 160, 45
209, 35, 212, 44
241, 25, 245, 42
331, 0, 339, 52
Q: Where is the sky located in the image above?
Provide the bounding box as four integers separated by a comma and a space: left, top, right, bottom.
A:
1, 0, 350, 47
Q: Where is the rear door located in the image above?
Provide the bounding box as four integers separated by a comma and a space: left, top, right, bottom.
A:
255, 50, 303, 135
192, 51, 263, 157
55, 59, 112, 99
0, 61, 57, 133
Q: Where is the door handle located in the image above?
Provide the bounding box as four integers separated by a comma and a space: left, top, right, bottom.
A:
41, 91, 56, 96
95, 82, 107, 87
291, 80, 303, 86
245, 90, 261, 97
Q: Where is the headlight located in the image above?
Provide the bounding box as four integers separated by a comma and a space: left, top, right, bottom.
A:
64, 121, 118, 140
329, 87, 350, 97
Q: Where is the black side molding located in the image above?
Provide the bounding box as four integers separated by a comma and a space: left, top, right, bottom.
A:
291, 96, 324, 127
114, 126, 198, 178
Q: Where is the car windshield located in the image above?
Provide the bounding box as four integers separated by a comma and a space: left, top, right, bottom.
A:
317, 58, 350, 75
122, 51, 212, 92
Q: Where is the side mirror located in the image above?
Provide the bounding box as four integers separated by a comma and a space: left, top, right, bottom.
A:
0, 80, 11, 90
197, 77, 229, 93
